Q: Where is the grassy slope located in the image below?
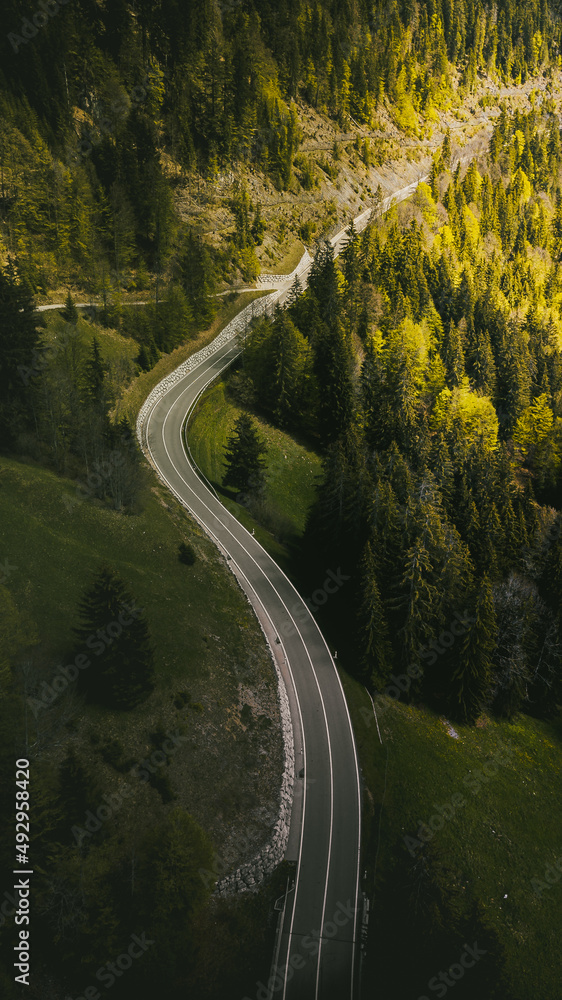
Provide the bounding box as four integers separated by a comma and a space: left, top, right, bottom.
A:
187, 380, 323, 570
261, 237, 306, 274
41, 310, 140, 364
115, 291, 269, 425
343, 674, 562, 1000
0, 456, 284, 862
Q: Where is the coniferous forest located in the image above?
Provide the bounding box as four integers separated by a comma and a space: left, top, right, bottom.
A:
247, 103, 562, 727
0, 0, 560, 293
1, 2, 562, 1000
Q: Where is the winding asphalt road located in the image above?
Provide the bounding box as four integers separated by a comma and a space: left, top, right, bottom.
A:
132, 185, 419, 993
38, 149, 487, 998
139, 316, 362, 1000
134, 161, 484, 998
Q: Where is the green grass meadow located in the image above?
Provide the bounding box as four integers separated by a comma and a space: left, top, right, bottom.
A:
187, 379, 323, 570
343, 674, 562, 999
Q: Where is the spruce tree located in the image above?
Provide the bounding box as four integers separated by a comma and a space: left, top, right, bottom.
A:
137, 343, 151, 371
451, 577, 496, 723
223, 413, 267, 494
467, 327, 496, 396
82, 337, 107, 411
0, 262, 40, 442
442, 129, 452, 169
74, 566, 155, 709
177, 229, 217, 329
62, 291, 79, 324
287, 273, 303, 309
442, 320, 465, 387
398, 537, 441, 669
358, 539, 392, 688
369, 478, 403, 599
308, 240, 340, 323
314, 318, 355, 443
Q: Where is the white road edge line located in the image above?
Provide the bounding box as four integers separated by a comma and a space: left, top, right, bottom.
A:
146, 354, 338, 998
177, 347, 362, 997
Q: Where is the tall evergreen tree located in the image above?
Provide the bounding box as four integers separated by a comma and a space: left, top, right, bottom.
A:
0, 262, 39, 443
74, 566, 155, 709
177, 229, 217, 330
223, 412, 267, 494
442, 320, 466, 387
451, 576, 496, 723
358, 538, 392, 688
62, 291, 79, 324
313, 318, 355, 443
82, 337, 107, 411
308, 240, 340, 323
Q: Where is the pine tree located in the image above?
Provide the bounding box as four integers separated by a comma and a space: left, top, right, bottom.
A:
442, 129, 452, 169
308, 239, 340, 323
398, 537, 441, 669
479, 501, 502, 578
368, 479, 403, 601
62, 291, 79, 324
287, 273, 303, 309
358, 539, 393, 687
430, 432, 454, 511
501, 496, 519, 566
314, 318, 355, 443
442, 320, 465, 387
0, 262, 40, 442
451, 577, 496, 723
74, 566, 155, 709
177, 229, 217, 330
82, 337, 107, 411
251, 202, 266, 244
467, 327, 496, 396
137, 343, 151, 371
244, 311, 311, 428
341, 220, 362, 332
223, 413, 267, 494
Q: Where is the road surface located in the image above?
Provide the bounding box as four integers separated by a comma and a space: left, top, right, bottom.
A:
139, 320, 362, 999
134, 163, 481, 999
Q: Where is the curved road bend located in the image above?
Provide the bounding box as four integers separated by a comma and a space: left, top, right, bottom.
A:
37, 151, 489, 997
142, 329, 362, 1000
32, 125, 493, 997
137, 173, 450, 999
